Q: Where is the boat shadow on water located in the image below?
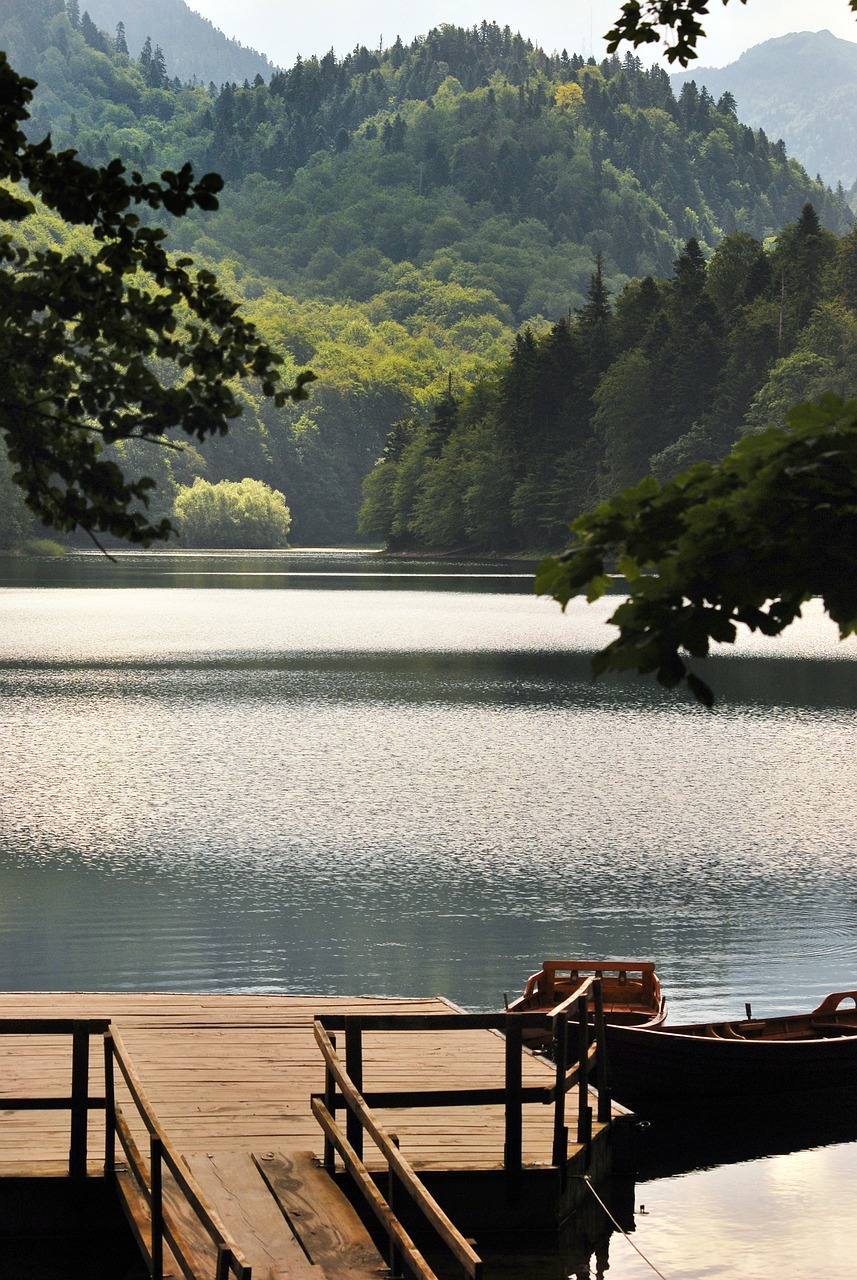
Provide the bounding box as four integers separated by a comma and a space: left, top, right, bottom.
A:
632, 1109, 857, 1180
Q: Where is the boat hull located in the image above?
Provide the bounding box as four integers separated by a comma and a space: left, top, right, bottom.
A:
605, 997, 857, 1120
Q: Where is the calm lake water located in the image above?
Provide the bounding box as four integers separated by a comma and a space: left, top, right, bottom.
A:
2, 548, 856, 1278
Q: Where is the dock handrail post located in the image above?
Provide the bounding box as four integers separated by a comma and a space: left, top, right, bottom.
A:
215, 1243, 233, 1280
592, 978, 612, 1123
503, 1015, 523, 1185
69, 1020, 89, 1179
551, 1011, 569, 1171
323, 1030, 337, 1173
344, 1018, 364, 1162
387, 1133, 403, 1279
151, 1134, 164, 1280
576, 997, 593, 1153
103, 1031, 116, 1174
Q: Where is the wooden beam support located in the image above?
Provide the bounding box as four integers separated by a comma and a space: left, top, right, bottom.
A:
503, 1015, 523, 1186
69, 1021, 90, 1179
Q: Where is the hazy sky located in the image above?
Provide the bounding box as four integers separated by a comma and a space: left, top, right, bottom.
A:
185, 0, 857, 68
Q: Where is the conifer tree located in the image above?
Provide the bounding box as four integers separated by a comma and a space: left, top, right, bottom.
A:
80, 10, 104, 51
139, 35, 153, 77
576, 254, 614, 395
147, 44, 168, 89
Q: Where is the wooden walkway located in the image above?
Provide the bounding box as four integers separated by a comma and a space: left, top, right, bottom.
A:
0, 992, 620, 1276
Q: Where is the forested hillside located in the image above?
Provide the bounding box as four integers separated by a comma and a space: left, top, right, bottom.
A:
671, 30, 857, 191
361, 208, 857, 552
0, 0, 274, 85
1, 0, 853, 548
81, 0, 276, 85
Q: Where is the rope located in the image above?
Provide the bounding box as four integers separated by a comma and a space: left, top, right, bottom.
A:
580, 1174, 669, 1280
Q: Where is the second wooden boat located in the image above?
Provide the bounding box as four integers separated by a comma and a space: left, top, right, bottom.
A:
604, 989, 857, 1118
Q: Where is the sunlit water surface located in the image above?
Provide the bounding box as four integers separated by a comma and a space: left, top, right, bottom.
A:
1, 549, 856, 1278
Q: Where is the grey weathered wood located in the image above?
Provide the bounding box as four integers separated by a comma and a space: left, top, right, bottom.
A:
108, 1030, 253, 1280
0, 1017, 110, 1034
310, 1102, 443, 1280
351, 1085, 548, 1108
552, 1011, 569, 1169
151, 1135, 165, 1280
344, 1019, 363, 1162
104, 1032, 116, 1173
576, 998, 592, 1151
323, 1031, 336, 1173
254, 1149, 385, 1280
318, 1011, 550, 1032
312, 1025, 482, 1278
187, 1150, 319, 1280
0, 992, 621, 1240
592, 981, 612, 1123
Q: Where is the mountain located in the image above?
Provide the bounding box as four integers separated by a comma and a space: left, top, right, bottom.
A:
80, 0, 275, 84
671, 30, 857, 189
0, 1, 854, 547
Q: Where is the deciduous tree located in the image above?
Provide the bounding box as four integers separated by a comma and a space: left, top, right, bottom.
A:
537, 395, 857, 705
0, 53, 313, 546
536, 2, 857, 704
174, 476, 292, 547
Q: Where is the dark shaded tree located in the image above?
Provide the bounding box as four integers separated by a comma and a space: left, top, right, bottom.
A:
0, 53, 313, 545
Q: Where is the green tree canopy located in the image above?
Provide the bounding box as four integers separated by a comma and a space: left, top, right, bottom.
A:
533, 1, 857, 705
0, 52, 313, 547
536, 395, 857, 706
174, 476, 292, 547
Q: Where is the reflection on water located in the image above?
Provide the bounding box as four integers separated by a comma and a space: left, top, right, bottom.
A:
0, 548, 539, 591
2, 551, 857, 1277
434, 1133, 857, 1278
637, 1113, 857, 1181
464, 1134, 857, 1279
1, 584, 855, 1012
625, 1141, 857, 1280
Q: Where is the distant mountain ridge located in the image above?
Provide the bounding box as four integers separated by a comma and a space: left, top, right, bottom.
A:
81, 0, 276, 84
671, 29, 857, 189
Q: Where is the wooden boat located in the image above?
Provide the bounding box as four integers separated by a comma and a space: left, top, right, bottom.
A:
506, 960, 667, 1049
604, 989, 857, 1119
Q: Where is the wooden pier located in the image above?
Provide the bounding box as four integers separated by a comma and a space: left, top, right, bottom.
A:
0, 990, 631, 1279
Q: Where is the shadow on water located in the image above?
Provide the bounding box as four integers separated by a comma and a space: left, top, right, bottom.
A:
633, 1111, 857, 1180
424, 1177, 636, 1280
427, 1115, 857, 1279
0, 550, 540, 591
2, 649, 856, 712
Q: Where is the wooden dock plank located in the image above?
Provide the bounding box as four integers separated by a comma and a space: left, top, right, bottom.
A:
184, 1151, 321, 1280
0, 992, 623, 1267
254, 1150, 387, 1280
0, 992, 611, 1173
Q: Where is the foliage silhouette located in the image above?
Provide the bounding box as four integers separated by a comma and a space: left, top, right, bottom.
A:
0, 50, 313, 545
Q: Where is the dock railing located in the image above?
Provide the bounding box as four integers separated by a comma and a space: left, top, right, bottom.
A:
313, 1017, 483, 1280
0, 1018, 250, 1278
0, 1017, 110, 1178
104, 1027, 253, 1280
312, 977, 610, 1280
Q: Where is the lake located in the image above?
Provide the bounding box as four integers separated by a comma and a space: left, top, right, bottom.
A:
1, 548, 856, 1278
